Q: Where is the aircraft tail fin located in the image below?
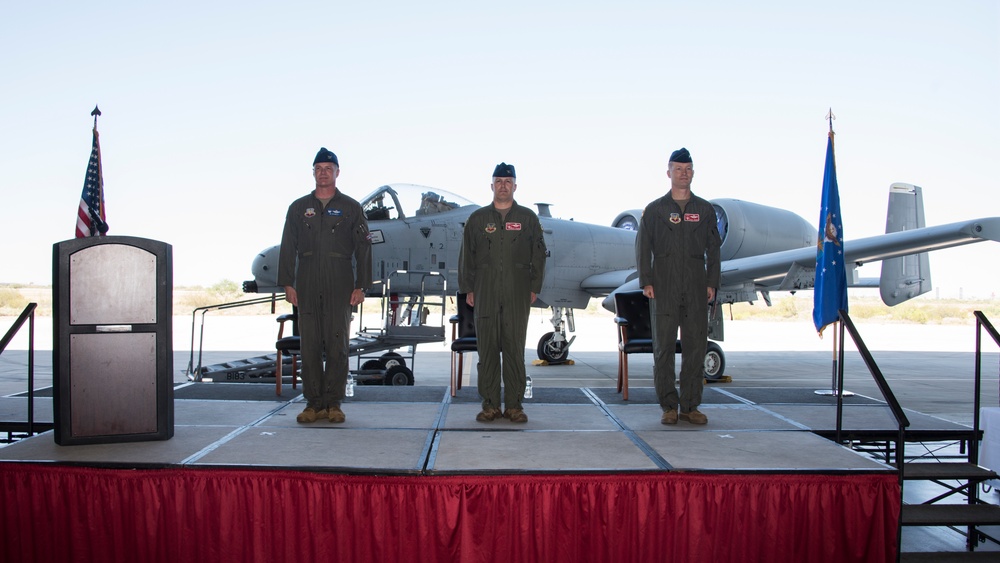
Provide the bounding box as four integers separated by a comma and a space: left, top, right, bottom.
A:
879, 183, 932, 305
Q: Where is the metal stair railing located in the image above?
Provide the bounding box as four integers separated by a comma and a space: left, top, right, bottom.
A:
835, 310, 911, 475
185, 294, 284, 380
835, 310, 911, 562
0, 303, 39, 437
972, 311, 999, 467
967, 311, 1000, 553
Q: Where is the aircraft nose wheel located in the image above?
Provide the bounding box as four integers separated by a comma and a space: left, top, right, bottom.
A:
537, 332, 570, 363
704, 341, 726, 381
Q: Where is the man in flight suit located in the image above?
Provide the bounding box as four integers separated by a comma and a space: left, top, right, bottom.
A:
278, 147, 372, 424
636, 148, 721, 425
458, 162, 547, 423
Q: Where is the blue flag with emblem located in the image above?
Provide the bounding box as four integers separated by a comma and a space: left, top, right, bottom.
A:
812, 130, 848, 335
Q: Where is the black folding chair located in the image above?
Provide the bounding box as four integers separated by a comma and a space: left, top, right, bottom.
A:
275, 308, 300, 396
448, 293, 477, 397
613, 291, 653, 401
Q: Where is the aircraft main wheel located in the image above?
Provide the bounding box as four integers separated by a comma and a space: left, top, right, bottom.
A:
383, 365, 414, 386
704, 341, 726, 381
380, 352, 406, 369
537, 332, 569, 363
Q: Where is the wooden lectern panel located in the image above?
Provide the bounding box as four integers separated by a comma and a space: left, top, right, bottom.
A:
69, 333, 158, 437
69, 244, 157, 325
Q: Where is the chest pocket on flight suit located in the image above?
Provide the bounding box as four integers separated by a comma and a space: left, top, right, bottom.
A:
299, 215, 318, 256
473, 228, 495, 269
652, 212, 679, 262
686, 215, 710, 260
506, 223, 534, 283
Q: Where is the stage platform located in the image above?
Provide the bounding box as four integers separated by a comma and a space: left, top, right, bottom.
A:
0, 384, 922, 473
1, 384, 909, 562
14, 381, 998, 561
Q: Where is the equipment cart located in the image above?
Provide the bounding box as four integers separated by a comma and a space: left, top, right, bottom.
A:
347, 270, 447, 385
187, 271, 448, 387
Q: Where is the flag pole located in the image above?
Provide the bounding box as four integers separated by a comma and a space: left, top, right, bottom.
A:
832, 321, 839, 393
828, 110, 835, 394
92, 105, 102, 228
819, 319, 854, 396
815, 109, 853, 396
75, 105, 109, 238
90, 105, 107, 235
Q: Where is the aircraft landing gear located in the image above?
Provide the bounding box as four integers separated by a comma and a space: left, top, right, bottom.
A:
673, 339, 727, 381
537, 332, 569, 363
536, 307, 576, 363
704, 341, 726, 381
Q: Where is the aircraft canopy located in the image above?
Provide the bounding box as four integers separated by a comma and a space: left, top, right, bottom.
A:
360, 183, 474, 221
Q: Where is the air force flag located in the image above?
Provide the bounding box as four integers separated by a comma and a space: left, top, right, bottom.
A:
813, 131, 848, 335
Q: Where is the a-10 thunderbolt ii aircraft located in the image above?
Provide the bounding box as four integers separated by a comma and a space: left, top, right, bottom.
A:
243, 182, 1000, 379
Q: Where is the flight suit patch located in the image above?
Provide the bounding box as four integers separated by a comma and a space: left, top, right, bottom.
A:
684, 213, 700, 222
485, 223, 497, 233
506, 222, 522, 230
304, 208, 316, 218
326, 209, 343, 216
669, 213, 681, 224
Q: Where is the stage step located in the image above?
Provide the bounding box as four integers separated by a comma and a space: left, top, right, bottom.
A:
900, 551, 1000, 562
899, 461, 1000, 557
901, 504, 1000, 526
903, 462, 998, 482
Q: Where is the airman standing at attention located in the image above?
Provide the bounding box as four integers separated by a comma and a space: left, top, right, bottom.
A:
277, 147, 372, 424
636, 148, 721, 425
459, 163, 547, 423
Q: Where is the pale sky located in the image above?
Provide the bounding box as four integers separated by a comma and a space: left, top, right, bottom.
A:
2, 1, 998, 298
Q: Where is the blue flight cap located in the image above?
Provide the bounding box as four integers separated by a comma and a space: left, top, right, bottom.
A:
313, 147, 339, 166
669, 148, 692, 164
493, 162, 516, 178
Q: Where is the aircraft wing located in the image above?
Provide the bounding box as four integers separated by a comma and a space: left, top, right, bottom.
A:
721, 217, 1000, 289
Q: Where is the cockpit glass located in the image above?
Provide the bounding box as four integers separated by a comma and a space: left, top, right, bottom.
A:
360, 184, 474, 221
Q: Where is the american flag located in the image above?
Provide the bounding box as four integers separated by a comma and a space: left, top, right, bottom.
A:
75, 126, 108, 238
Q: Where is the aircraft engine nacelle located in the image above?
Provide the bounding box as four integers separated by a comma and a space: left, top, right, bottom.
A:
611, 209, 643, 230
612, 200, 815, 260
243, 245, 282, 293
713, 198, 816, 261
